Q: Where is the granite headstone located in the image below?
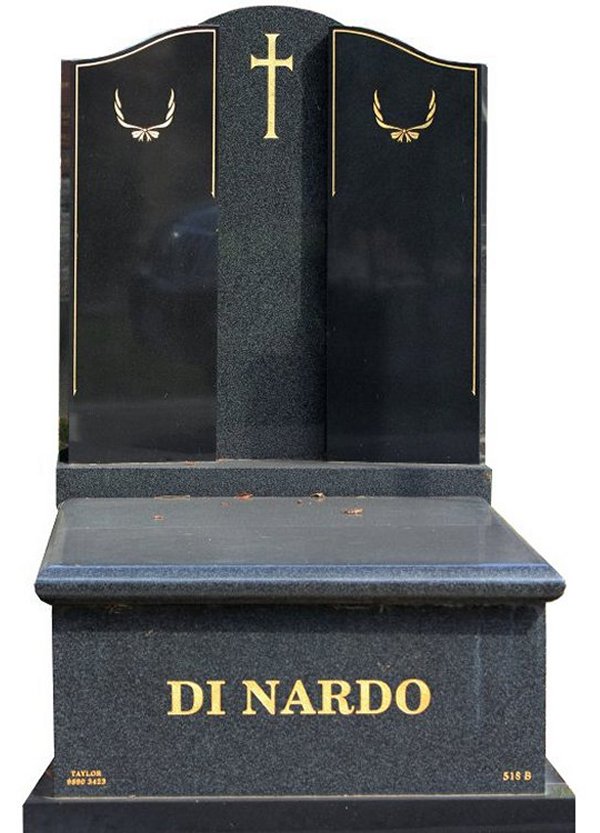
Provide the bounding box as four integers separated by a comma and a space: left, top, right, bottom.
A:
25, 7, 574, 833
61, 7, 485, 468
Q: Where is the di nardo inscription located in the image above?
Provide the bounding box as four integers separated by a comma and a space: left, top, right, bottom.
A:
52, 603, 544, 797
61, 11, 485, 467
165, 677, 432, 717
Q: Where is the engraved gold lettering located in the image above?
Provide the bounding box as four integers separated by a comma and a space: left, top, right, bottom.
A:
242, 679, 280, 714
206, 680, 227, 716
318, 679, 355, 715
503, 770, 532, 782
395, 678, 431, 715
280, 679, 317, 715
66, 769, 106, 788
164, 677, 432, 716
355, 679, 392, 715
167, 680, 204, 715
250, 33, 294, 139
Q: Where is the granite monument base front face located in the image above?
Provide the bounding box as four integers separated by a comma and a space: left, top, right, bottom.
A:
52, 601, 545, 797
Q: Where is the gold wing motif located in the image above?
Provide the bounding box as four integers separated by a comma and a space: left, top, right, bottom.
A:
372, 89, 437, 143
113, 88, 176, 142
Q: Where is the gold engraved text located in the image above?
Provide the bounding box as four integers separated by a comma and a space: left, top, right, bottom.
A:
168, 678, 432, 717
167, 680, 227, 716
242, 679, 280, 715
66, 769, 107, 787
503, 770, 533, 782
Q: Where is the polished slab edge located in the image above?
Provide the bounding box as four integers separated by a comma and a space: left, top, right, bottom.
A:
23, 761, 575, 833
56, 460, 492, 503
36, 563, 564, 605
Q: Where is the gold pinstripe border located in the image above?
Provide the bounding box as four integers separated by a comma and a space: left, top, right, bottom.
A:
72, 28, 217, 396
331, 29, 479, 397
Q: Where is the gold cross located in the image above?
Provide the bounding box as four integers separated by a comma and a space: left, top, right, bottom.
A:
250, 33, 294, 140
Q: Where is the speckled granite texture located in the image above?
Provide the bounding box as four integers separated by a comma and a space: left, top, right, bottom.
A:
206, 7, 336, 459
56, 460, 492, 503
52, 602, 545, 797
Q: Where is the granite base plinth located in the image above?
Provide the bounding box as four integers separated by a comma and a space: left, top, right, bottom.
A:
56, 460, 492, 503
23, 762, 575, 833
38, 497, 563, 799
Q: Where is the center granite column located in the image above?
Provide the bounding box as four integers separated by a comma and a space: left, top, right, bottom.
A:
209, 7, 335, 459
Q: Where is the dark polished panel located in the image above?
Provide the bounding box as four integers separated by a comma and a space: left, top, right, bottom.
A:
63, 29, 217, 463
327, 29, 486, 463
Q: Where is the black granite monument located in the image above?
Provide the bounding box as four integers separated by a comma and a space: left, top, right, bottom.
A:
26, 6, 574, 832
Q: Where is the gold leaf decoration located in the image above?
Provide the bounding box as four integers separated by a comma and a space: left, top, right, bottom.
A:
373, 89, 437, 143
113, 87, 176, 143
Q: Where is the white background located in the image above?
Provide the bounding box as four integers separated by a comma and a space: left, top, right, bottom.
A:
0, 1, 597, 830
